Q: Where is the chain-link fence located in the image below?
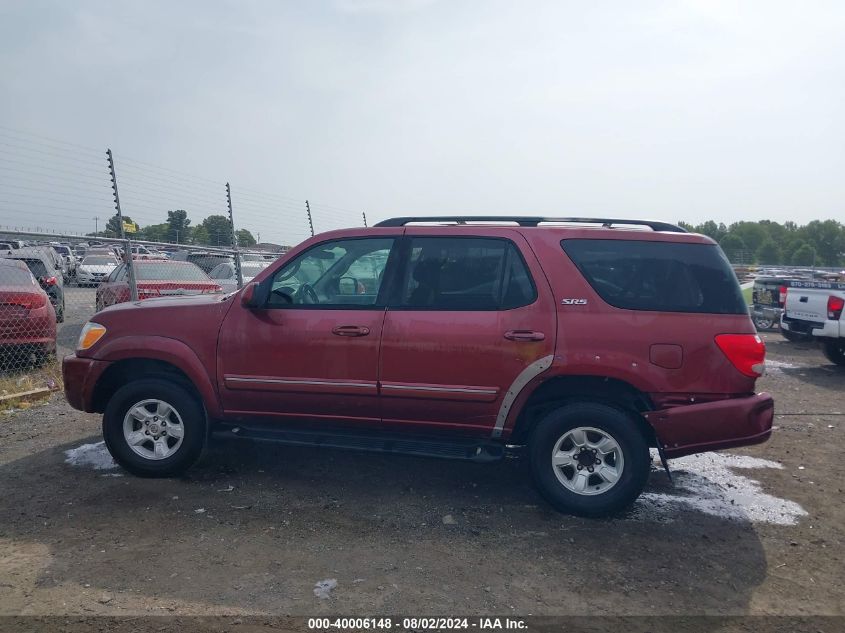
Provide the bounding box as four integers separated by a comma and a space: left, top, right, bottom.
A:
0, 126, 368, 399
0, 229, 284, 376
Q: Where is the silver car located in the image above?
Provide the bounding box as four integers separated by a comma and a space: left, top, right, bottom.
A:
208, 261, 269, 293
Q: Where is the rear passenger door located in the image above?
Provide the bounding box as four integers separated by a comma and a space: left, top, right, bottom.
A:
379, 230, 556, 436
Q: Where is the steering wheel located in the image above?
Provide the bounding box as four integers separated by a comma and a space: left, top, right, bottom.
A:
296, 283, 319, 304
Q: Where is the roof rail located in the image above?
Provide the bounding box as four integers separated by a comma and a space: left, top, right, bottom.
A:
373, 216, 687, 232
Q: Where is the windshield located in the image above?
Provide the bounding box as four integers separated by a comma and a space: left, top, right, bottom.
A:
135, 263, 210, 281
82, 257, 116, 266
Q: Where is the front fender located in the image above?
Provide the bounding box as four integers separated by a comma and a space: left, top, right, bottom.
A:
90, 335, 222, 417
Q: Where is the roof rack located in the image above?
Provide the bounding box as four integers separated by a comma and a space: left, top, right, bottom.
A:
373, 216, 687, 233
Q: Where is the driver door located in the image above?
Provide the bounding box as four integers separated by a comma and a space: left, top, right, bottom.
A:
217, 233, 398, 424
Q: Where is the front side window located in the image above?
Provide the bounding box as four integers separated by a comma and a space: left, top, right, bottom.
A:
398, 237, 536, 310
268, 238, 394, 307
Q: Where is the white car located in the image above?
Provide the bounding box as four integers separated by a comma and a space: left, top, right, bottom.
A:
76, 255, 119, 287
208, 260, 269, 293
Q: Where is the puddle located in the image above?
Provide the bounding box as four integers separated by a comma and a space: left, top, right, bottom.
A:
64, 441, 118, 471
634, 452, 807, 525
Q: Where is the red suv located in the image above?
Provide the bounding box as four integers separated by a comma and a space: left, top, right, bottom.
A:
63, 217, 773, 516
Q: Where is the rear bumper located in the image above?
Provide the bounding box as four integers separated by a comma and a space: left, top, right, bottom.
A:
62, 354, 109, 412
644, 392, 774, 459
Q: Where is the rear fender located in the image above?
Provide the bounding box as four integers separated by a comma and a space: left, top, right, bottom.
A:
91, 335, 222, 417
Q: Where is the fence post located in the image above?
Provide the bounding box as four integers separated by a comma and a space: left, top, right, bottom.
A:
305, 200, 315, 237
107, 149, 138, 301
226, 182, 244, 289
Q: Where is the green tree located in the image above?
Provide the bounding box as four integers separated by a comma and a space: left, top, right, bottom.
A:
802, 220, 844, 266
191, 225, 210, 245
167, 209, 191, 244
728, 222, 767, 254
235, 228, 257, 247
790, 243, 817, 266
140, 223, 169, 242
104, 214, 136, 238
755, 238, 782, 265
719, 234, 747, 263
194, 215, 232, 246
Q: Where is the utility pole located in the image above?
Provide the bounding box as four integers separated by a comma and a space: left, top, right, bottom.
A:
174, 229, 179, 244
226, 183, 244, 289
305, 200, 314, 237
106, 149, 137, 301
362, 211, 368, 227
93, 216, 99, 235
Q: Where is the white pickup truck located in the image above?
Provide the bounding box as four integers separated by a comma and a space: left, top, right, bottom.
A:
781, 280, 845, 365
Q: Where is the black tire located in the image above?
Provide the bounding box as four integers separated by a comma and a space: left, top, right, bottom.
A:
56, 299, 65, 323
753, 316, 774, 330
781, 329, 805, 343
822, 342, 845, 366
102, 378, 206, 477
529, 402, 650, 517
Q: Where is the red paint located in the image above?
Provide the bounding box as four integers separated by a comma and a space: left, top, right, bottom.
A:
64, 224, 773, 460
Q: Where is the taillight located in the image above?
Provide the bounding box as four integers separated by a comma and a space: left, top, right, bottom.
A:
715, 334, 766, 377
778, 285, 787, 307
828, 295, 845, 320
41, 276, 57, 286
3, 293, 46, 309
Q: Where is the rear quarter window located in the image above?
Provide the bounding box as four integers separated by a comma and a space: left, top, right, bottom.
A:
561, 239, 746, 314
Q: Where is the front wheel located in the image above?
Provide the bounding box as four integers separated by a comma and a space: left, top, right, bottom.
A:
822, 342, 845, 366
529, 402, 650, 517
103, 378, 206, 477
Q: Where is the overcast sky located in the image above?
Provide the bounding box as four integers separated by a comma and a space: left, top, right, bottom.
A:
1, 0, 843, 243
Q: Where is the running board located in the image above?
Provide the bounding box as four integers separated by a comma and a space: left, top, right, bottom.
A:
212, 424, 506, 463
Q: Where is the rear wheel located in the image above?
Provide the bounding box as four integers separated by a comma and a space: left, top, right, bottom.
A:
781, 329, 804, 343
529, 402, 650, 517
754, 316, 774, 330
103, 378, 206, 477
822, 342, 845, 366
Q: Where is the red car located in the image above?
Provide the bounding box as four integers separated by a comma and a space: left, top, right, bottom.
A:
0, 259, 56, 365
64, 217, 772, 516
95, 260, 222, 311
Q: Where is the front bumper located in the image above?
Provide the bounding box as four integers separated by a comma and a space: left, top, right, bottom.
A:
62, 353, 109, 412
643, 392, 774, 459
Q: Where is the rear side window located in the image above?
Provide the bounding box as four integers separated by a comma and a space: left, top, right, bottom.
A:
399, 237, 536, 310
561, 239, 745, 314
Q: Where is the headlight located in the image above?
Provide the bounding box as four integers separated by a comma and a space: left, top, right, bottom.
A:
77, 322, 107, 351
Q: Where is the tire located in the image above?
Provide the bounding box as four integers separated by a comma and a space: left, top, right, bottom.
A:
102, 378, 206, 477
754, 316, 774, 330
56, 299, 65, 323
781, 329, 804, 343
822, 342, 845, 366
529, 402, 650, 517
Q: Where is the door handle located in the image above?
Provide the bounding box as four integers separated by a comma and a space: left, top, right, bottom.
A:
332, 325, 371, 337
504, 330, 545, 342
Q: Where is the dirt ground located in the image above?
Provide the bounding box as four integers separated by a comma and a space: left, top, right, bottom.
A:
0, 331, 842, 626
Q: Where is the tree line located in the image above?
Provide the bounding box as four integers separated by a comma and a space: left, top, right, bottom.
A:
678, 219, 845, 266
92, 210, 257, 247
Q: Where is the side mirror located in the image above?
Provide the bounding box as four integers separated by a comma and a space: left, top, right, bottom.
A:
240, 281, 260, 308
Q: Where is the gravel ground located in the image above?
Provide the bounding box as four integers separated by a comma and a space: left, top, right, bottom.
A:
0, 331, 842, 625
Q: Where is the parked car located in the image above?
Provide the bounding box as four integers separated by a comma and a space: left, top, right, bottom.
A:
50, 244, 78, 280
76, 255, 120, 287
95, 260, 222, 311
208, 261, 270, 293
171, 250, 233, 274
0, 258, 57, 364
2, 247, 65, 322
750, 277, 798, 330
63, 216, 772, 517
781, 280, 845, 364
